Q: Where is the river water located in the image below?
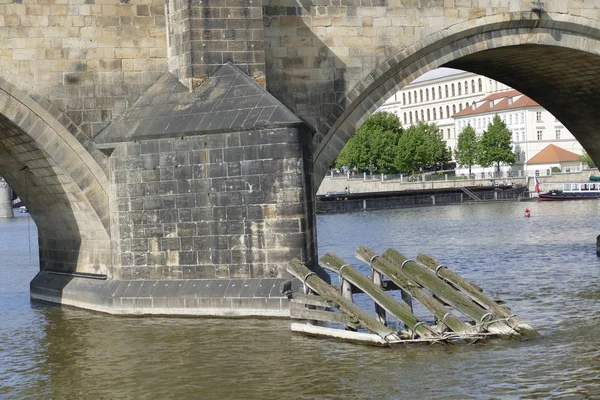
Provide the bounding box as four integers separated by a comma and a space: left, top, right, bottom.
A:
1, 202, 599, 399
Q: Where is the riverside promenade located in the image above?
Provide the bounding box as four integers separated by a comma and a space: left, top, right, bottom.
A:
317, 171, 596, 197
317, 172, 526, 196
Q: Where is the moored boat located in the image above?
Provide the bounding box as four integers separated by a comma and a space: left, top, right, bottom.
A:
537, 182, 600, 201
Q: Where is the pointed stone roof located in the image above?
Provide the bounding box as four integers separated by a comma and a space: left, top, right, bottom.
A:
95, 62, 302, 146
527, 144, 582, 164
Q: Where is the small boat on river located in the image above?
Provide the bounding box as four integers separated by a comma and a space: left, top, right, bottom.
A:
537, 182, 600, 201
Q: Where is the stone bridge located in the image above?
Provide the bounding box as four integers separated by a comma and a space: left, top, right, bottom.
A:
1, 0, 600, 315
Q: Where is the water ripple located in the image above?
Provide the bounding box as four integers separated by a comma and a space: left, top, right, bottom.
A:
1, 202, 600, 399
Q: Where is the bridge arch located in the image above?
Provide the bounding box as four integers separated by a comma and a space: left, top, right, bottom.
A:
313, 12, 600, 187
0, 69, 113, 277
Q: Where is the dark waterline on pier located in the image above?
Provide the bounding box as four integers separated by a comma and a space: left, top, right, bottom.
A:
1, 202, 599, 399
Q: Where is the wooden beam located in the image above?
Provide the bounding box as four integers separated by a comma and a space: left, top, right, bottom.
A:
290, 308, 360, 330
340, 277, 357, 331
290, 293, 337, 308
371, 269, 387, 325
382, 249, 518, 338
347, 280, 401, 294
287, 259, 402, 341
290, 323, 389, 347
320, 253, 439, 340
355, 246, 472, 335
416, 253, 538, 338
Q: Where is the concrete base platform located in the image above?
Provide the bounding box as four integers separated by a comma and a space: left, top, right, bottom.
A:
30, 272, 301, 318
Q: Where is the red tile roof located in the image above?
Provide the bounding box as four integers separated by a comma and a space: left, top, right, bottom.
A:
453, 90, 541, 118
527, 144, 582, 164
481, 89, 521, 101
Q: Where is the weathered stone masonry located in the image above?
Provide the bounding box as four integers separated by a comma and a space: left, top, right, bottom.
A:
98, 63, 317, 282
108, 127, 315, 281
6, 0, 600, 316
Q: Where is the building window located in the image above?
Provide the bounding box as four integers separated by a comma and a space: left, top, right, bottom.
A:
546, 169, 551, 176
433, 108, 437, 120
509, 114, 512, 125
556, 129, 561, 139
535, 170, 540, 177
420, 89, 423, 102
403, 113, 407, 125
471, 80, 475, 93
409, 112, 413, 124
445, 85, 448, 98
431, 89, 435, 100
464, 81, 468, 94
402, 93, 406, 105
427, 109, 431, 121
537, 130, 543, 140
458, 83, 462, 96
451, 84, 455, 97
446, 105, 450, 118
439, 107, 443, 119
478, 78, 482, 92
520, 113, 524, 124
452, 105, 456, 115
408, 92, 412, 104
459, 104, 463, 111
439, 86, 442, 99
426, 89, 429, 101
536, 111, 542, 122
421, 110, 424, 121
414, 91, 418, 104
521, 132, 525, 141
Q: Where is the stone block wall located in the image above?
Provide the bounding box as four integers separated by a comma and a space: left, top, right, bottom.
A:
0, 0, 168, 155
0, 178, 14, 218
166, 0, 266, 88
109, 126, 316, 280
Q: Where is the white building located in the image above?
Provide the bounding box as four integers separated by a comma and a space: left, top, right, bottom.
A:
379, 68, 584, 177
453, 90, 583, 177
525, 144, 584, 177
379, 68, 512, 154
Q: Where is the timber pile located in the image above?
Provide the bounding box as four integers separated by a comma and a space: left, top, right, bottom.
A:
284, 247, 538, 347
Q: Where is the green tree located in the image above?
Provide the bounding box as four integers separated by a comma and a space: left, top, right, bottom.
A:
395, 122, 451, 174
477, 114, 516, 172
454, 124, 479, 177
335, 112, 403, 173
580, 150, 595, 167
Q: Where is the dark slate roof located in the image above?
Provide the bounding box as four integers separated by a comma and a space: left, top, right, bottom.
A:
95, 62, 302, 146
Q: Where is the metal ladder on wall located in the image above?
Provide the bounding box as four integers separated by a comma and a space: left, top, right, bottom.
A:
460, 187, 482, 201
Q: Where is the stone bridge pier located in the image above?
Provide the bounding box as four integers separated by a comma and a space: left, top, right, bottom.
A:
0, 177, 13, 218
0, 0, 598, 316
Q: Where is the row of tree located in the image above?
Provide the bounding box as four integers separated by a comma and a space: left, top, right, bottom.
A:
334, 112, 517, 175
334, 112, 452, 174
454, 114, 516, 176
